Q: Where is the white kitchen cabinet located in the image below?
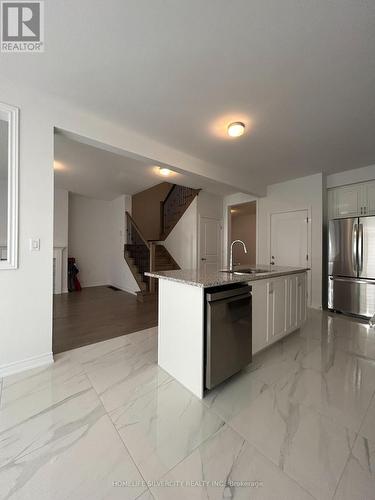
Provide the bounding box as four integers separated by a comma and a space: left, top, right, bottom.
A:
286, 274, 298, 331
331, 184, 362, 218
267, 277, 287, 342
252, 272, 307, 355
251, 280, 268, 354
327, 189, 336, 220
328, 181, 375, 219
363, 180, 375, 215
297, 273, 307, 324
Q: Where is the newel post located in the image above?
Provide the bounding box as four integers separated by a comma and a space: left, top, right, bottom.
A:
149, 242, 156, 293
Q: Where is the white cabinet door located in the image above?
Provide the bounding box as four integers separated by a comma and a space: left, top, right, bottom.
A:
251, 280, 268, 354
363, 180, 375, 216
267, 277, 287, 342
331, 184, 363, 218
286, 275, 298, 332
327, 189, 336, 220
297, 273, 307, 324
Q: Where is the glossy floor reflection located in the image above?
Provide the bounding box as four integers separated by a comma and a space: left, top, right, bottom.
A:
1, 311, 375, 499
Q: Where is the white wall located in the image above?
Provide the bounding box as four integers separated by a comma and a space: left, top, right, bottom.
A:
231, 211, 257, 265
68, 194, 112, 288
0, 180, 7, 247
68, 193, 140, 293
164, 197, 198, 269
109, 195, 139, 294
53, 188, 69, 292
257, 173, 323, 309
0, 85, 54, 377
327, 164, 375, 188
223, 193, 258, 266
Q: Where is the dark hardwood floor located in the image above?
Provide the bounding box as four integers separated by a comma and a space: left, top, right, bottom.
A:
53, 286, 158, 354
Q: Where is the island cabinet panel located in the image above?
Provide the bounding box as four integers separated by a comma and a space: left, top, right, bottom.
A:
158, 279, 205, 398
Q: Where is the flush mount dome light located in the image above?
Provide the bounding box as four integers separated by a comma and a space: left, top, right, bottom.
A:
159, 167, 172, 176
227, 121, 245, 138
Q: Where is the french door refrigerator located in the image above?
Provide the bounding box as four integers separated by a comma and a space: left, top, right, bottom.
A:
328, 217, 375, 317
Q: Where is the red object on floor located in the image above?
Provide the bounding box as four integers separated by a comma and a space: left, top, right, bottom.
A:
74, 276, 82, 291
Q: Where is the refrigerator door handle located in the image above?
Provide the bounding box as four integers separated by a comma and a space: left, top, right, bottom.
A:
358, 223, 364, 273
331, 276, 375, 285
353, 223, 358, 273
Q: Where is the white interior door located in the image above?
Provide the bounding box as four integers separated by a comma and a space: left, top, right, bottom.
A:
199, 217, 222, 273
270, 210, 309, 268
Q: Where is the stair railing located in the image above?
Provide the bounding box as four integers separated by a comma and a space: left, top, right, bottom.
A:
125, 211, 156, 293
160, 185, 199, 238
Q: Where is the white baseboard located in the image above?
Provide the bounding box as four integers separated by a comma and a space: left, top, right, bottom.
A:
81, 282, 109, 288
109, 284, 137, 296
0, 352, 54, 378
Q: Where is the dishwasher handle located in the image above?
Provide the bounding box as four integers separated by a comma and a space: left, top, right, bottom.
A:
206, 285, 252, 302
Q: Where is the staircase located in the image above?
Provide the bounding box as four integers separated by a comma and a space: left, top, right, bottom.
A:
124, 184, 200, 302
161, 185, 200, 239
153, 244, 180, 272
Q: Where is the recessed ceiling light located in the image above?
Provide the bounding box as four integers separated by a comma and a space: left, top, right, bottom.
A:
159, 167, 172, 176
227, 122, 245, 138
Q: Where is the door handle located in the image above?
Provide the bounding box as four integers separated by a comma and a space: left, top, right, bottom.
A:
353, 224, 358, 272
201, 258, 207, 261
358, 224, 364, 273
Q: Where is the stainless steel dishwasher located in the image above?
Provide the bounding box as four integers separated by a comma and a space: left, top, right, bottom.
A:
205, 284, 252, 390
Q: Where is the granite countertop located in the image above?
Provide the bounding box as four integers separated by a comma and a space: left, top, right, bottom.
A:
145, 265, 309, 288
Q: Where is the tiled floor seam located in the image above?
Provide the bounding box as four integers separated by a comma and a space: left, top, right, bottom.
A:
331, 449, 355, 500
138, 422, 228, 488
85, 371, 150, 496
225, 420, 319, 500
83, 366, 173, 418
331, 388, 375, 498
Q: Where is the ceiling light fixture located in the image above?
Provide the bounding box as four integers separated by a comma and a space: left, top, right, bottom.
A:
159, 167, 172, 176
227, 121, 245, 138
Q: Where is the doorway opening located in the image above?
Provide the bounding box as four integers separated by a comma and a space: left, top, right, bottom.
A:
228, 201, 257, 266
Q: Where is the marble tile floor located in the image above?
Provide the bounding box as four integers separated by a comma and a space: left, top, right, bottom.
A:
1, 310, 375, 499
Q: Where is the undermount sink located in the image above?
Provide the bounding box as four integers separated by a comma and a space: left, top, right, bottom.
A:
221, 268, 271, 275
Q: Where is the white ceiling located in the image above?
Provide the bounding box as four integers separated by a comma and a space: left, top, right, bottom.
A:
3, 1, 375, 187
54, 131, 235, 199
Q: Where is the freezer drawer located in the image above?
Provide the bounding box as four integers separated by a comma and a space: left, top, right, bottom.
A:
328, 276, 375, 318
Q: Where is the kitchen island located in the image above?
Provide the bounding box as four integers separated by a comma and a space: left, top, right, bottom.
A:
146, 266, 308, 398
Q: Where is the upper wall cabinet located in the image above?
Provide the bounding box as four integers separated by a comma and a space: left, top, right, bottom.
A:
363, 181, 375, 216
328, 181, 375, 219
0, 102, 19, 270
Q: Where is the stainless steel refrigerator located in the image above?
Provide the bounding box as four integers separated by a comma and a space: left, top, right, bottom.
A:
328, 217, 375, 317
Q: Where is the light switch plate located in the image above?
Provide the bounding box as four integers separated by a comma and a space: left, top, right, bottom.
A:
30, 238, 40, 251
